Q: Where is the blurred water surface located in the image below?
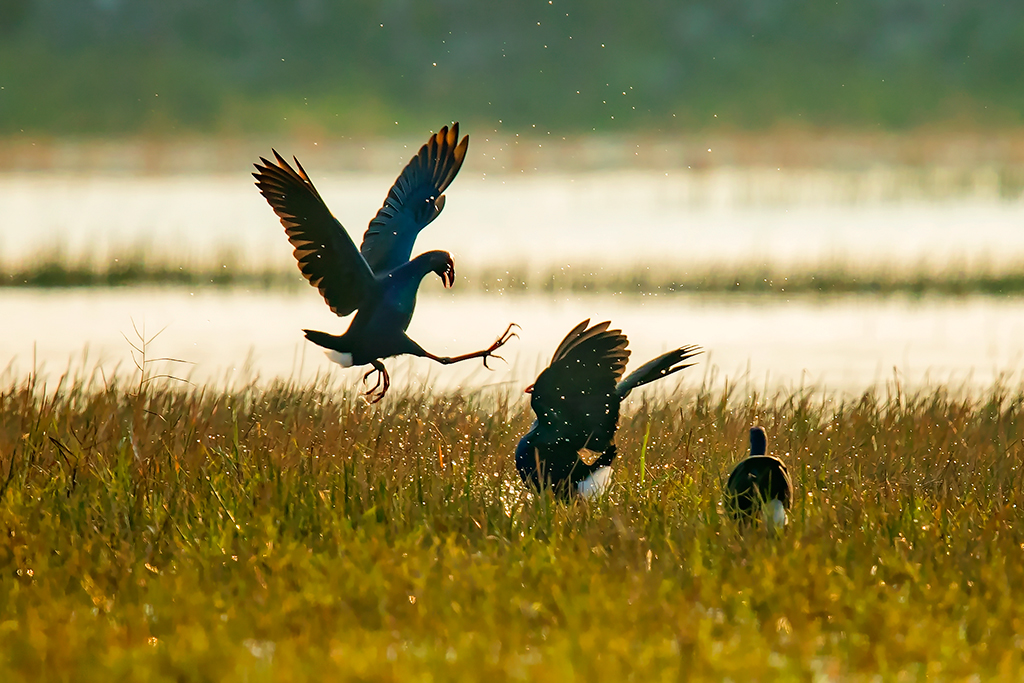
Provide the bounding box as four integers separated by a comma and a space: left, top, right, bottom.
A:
3, 288, 1023, 396
2, 167, 1022, 272
4, 160, 1022, 394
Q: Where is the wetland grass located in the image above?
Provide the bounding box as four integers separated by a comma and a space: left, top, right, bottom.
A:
6, 253, 1024, 298
1, 371, 1024, 680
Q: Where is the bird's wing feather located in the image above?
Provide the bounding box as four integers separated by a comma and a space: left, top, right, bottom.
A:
254, 151, 375, 317
616, 345, 702, 398
360, 123, 469, 273
530, 320, 631, 445
548, 319, 593, 362
726, 456, 792, 506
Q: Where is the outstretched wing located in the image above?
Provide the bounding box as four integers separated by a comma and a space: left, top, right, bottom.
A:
254, 151, 375, 317
616, 345, 701, 398
359, 123, 469, 274
530, 320, 631, 447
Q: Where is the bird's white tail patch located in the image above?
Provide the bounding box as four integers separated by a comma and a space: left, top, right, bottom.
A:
764, 499, 787, 528
577, 466, 613, 499
325, 350, 354, 367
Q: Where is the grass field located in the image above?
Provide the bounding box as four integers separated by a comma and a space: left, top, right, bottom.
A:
2, 369, 1024, 680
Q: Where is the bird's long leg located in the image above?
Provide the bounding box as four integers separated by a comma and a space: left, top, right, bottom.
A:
421, 323, 519, 368
361, 359, 390, 403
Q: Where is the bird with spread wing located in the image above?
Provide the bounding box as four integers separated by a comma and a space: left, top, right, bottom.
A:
515, 320, 701, 499
253, 123, 517, 402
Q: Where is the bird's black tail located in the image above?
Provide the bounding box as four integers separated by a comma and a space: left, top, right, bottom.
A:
302, 329, 343, 350
616, 345, 701, 398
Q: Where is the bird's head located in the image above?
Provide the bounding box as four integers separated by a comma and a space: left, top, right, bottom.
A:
430, 251, 455, 288
749, 426, 768, 456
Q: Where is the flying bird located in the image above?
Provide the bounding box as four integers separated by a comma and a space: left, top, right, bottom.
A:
253, 123, 517, 402
724, 426, 793, 528
515, 319, 701, 499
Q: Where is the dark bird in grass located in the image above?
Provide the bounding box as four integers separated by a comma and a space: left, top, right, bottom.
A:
724, 426, 793, 528
253, 123, 517, 402
515, 319, 701, 499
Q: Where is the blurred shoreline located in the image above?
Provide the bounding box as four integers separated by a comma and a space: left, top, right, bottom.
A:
4, 254, 1024, 298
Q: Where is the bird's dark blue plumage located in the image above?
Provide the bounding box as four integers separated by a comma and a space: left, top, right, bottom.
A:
724, 427, 793, 526
253, 123, 516, 402
361, 125, 469, 274
515, 320, 701, 499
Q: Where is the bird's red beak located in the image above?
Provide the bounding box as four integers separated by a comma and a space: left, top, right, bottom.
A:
524, 383, 534, 394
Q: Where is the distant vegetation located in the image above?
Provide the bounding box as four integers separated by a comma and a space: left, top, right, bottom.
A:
0, 254, 290, 290
1, 370, 1023, 678
5, 253, 1024, 298
475, 263, 1024, 298
1, 1, 1023, 137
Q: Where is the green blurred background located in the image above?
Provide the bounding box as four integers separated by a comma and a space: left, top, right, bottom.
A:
1, 0, 1022, 138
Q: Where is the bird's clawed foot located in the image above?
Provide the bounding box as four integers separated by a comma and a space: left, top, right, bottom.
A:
361, 360, 391, 403
423, 323, 519, 368
436, 254, 456, 288
482, 323, 520, 369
